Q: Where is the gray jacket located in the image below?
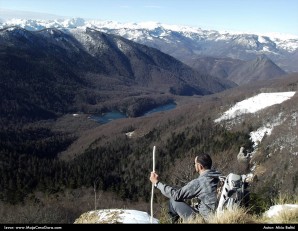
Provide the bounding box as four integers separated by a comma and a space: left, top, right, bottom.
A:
156, 169, 222, 219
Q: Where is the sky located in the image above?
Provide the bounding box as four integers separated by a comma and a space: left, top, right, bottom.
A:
1, 0, 298, 36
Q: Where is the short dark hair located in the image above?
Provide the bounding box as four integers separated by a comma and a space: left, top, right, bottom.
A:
196, 153, 212, 169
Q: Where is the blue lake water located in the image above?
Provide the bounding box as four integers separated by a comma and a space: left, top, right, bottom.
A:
90, 111, 127, 124
143, 103, 176, 116
90, 103, 176, 124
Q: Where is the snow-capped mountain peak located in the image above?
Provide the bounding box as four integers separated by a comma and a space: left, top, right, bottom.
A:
1, 18, 297, 72
1, 17, 297, 41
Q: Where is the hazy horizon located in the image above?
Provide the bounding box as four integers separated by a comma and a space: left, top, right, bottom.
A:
1, 0, 298, 37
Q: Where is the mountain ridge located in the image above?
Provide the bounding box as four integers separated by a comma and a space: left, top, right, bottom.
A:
0, 26, 235, 123
227, 55, 287, 85
1, 18, 297, 72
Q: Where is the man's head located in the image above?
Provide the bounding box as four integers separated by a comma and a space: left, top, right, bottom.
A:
195, 153, 212, 173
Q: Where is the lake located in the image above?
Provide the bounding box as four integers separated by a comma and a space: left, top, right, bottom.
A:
142, 103, 176, 116
90, 103, 176, 124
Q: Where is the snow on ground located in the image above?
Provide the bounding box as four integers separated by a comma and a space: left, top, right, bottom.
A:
215, 91, 296, 157
249, 125, 274, 149
74, 209, 159, 224
263, 204, 298, 218
214, 92, 296, 123
249, 116, 285, 148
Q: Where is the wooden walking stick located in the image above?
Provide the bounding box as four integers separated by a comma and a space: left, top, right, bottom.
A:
150, 145, 156, 223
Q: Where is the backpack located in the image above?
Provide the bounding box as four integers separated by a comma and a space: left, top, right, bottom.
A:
216, 173, 250, 213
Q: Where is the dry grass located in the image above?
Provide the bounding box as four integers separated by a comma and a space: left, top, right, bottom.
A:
273, 194, 298, 206
182, 207, 256, 224
179, 203, 298, 224
208, 207, 256, 224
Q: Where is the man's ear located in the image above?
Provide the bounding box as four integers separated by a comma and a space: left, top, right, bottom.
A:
198, 163, 204, 171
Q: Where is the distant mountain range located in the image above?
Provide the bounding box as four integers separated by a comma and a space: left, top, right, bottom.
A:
0, 26, 236, 122
1, 18, 297, 73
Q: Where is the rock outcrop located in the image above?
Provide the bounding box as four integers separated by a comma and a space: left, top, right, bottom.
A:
74, 209, 159, 224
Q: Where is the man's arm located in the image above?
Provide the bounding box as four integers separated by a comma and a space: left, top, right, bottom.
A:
156, 179, 201, 201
